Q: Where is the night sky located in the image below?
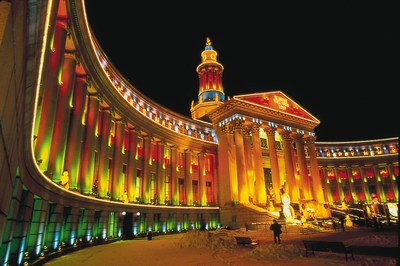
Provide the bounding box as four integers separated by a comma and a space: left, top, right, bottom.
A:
84, 1, 397, 142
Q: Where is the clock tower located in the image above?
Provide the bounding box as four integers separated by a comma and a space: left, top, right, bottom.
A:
191, 37, 225, 121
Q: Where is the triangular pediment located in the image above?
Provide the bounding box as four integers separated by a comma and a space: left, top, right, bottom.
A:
233, 91, 319, 123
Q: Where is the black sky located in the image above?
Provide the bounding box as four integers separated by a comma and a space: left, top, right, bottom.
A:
84, 1, 398, 142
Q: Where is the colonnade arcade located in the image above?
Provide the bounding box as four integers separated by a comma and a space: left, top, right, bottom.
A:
35, 89, 219, 207
214, 114, 325, 208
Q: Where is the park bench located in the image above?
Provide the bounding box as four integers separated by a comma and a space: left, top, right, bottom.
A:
303, 240, 354, 261
234, 236, 259, 247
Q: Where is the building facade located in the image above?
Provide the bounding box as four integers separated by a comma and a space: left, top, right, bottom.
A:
0, 0, 398, 264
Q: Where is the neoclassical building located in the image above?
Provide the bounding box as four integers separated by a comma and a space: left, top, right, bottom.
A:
0, 0, 398, 264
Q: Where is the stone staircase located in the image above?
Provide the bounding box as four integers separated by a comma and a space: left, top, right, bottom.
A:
219, 203, 280, 229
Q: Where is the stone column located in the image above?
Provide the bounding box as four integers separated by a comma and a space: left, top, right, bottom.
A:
199, 152, 207, 206
212, 154, 219, 205
80, 94, 100, 194
334, 168, 345, 202
233, 119, 249, 203
142, 136, 151, 203
322, 168, 333, 203
156, 141, 165, 204
250, 123, 267, 205
293, 133, 311, 200
387, 165, 399, 202
265, 126, 281, 204
64, 76, 87, 190
280, 130, 299, 202
185, 150, 193, 205
243, 126, 255, 201
373, 166, 385, 202
111, 119, 126, 201
346, 167, 358, 203
304, 136, 325, 203
359, 167, 371, 201
97, 108, 112, 198
171, 146, 179, 205
47, 52, 77, 183
126, 128, 137, 202
34, 19, 68, 171
218, 124, 238, 204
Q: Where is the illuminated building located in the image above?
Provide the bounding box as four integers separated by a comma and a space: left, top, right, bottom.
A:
0, 0, 398, 264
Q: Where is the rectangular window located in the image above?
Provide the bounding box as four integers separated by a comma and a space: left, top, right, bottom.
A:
191, 154, 198, 171
275, 141, 282, 151
260, 138, 268, 149
264, 168, 272, 184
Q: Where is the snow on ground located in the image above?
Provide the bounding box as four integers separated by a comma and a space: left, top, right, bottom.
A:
44, 227, 398, 266
178, 229, 398, 266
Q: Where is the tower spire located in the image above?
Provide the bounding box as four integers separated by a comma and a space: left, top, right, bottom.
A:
190, 37, 225, 121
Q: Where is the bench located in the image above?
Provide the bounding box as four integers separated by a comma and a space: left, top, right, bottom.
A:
303, 240, 354, 261
234, 236, 259, 247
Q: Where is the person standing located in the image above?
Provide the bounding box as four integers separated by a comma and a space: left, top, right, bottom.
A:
269, 219, 282, 244
339, 216, 346, 231
332, 219, 337, 231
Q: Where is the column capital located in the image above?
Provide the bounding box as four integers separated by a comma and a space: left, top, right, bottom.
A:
115, 118, 127, 126
292, 133, 305, 142
221, 124, 234, 135
56, 17, 68, 30
64, 52, 77, 61
304, 136, 317, 145
264, 126, 277, 137
250, 122, 261, 132
88, 92, 101, 101
232, 119, 244, 130
76, 73, 88, 83
243, 125, 253, 137
101, 107, 111, 113
280, 129, 293, 140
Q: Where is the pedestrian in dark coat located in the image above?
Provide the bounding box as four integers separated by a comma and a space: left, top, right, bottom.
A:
270, 219, 282, 244
339, 216, 346, 231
